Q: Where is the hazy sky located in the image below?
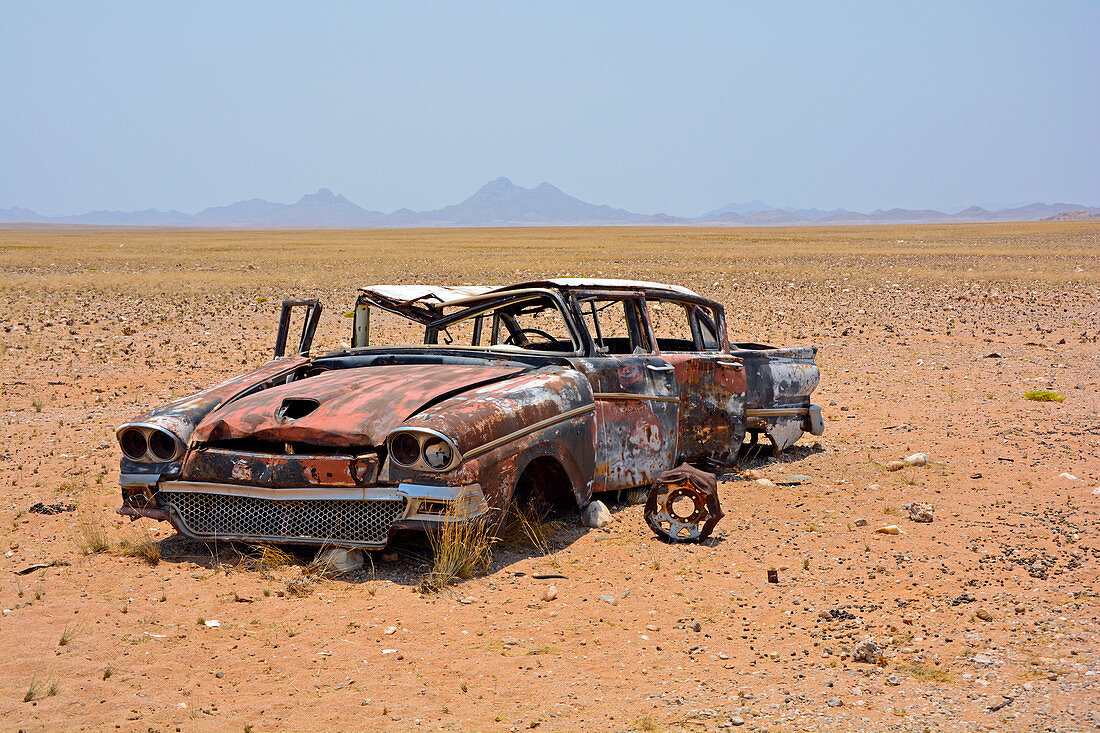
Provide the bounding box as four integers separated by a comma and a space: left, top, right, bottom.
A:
2, 1, 1097, 217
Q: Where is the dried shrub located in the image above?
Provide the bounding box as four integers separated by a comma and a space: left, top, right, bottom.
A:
418, 510, 494, 593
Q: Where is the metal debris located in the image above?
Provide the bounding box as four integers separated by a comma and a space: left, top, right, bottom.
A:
644, 464, 724, 543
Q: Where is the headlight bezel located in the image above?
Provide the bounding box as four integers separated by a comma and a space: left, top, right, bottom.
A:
386, 428, 461, 472
116, 424, 187, 464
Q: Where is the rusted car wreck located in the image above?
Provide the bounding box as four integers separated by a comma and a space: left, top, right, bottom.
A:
117, 279, 823, 546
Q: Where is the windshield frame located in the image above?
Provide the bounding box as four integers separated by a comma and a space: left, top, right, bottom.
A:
425, 289, 584, 356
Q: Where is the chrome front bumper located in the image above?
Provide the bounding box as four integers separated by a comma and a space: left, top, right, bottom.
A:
119, 475, 488, 548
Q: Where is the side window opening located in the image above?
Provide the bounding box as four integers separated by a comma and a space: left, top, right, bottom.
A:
645, 299, 723, 353
646, 299, 697, 352
577, 297, 649, 355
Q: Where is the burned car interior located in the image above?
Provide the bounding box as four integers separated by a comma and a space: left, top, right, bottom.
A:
117, 279, 823, 547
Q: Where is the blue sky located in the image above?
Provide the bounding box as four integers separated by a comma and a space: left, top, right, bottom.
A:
2, 1, 1097, 217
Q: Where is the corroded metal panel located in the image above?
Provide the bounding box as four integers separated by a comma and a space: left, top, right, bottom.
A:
192, 364, 524, 448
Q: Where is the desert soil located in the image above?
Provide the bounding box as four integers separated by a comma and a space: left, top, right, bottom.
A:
0, 223, 1098, 732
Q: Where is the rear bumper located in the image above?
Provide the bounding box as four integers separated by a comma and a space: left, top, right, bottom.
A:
117, 476, 488, 549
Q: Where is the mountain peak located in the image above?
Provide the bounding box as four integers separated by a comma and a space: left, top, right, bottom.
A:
300, 188, 339, 204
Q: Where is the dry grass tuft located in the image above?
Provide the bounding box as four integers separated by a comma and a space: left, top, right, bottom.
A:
76, 507, 112, 555
418, 510, 495, 593
896, 661, 956, 683
284, 575, 315, 598
499, 501, 563, 555
118, 536, 161, 565
250, 543, 298, 569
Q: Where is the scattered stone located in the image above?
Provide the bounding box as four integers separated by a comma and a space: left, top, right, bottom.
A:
885, 460, 905, 472
730, 715, 745, 726
384, 626, 397, 635
583, 500, 612, 528
903, 453, 928, 467
542, 585, 558, 602
852, 638, 883, 664
908, 503, 934, 523
755, 478, 776, 488
971, 473, 983, 479
827, 697, 843, 707
742, 469, 765, 480
1057, 473, 1077, 481
875, 525, 903, 535
204, 620, 220, 628
778, 475, 812, 485
983, 352, 1001, 358
767, 568, 779, 584
886, 674, 901, 686
691, 620, 702, 632
976, 608, 993, 622
600, 595, 617, 605
854, 519, 868, 527
317, 548, 364, 572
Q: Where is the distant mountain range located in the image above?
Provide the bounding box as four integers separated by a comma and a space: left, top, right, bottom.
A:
2, 178, 1097, 228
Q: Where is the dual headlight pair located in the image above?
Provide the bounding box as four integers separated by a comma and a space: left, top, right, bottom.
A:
387, 429, 461, 472
117, 425, 186, 463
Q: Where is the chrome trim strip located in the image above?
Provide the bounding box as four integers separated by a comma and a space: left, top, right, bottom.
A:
463, 403, 597, 461
398, 482, 489, 521
120, 473, 160, 487
746, 407, 810, 417
592, 392, 681, 403
159, 480, 402, 502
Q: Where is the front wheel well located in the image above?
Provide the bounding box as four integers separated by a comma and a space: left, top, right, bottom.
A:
512, 456, 576, 514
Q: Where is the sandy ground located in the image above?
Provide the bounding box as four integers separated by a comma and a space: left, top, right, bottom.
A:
0, 223, 1098, 732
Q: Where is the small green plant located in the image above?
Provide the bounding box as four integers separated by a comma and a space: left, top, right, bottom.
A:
1024, 389, 1064, 402
103, 666, 114, 680
47, 680, 59, 697
32, 399, 43, 413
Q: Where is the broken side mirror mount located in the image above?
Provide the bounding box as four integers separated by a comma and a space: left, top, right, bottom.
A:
274, 298, 323, 358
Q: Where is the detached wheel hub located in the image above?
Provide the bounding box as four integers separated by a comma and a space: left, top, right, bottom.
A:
644, 464, 724, 543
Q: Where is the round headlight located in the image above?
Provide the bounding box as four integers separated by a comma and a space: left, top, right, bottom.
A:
422, 437, 453, 470
389, 432, 421, 467
119, 428, 148, 461
149, 430, 180, 461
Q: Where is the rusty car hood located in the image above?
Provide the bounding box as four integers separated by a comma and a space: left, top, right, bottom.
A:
191, 363, 526, 448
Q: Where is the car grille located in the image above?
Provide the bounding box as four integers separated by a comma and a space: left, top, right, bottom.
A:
161, 491, 407, 547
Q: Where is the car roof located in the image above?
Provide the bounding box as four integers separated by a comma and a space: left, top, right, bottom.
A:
493, 278, 700, 297
359, 279, 699, 306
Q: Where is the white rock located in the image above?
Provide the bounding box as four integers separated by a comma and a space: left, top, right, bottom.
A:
204, 620, 220, 628
542, 585, 558, 602
317, 548, 364, 572
583, 500, 612, 528
875, 525, 904, 535
384, 626, 397, 635
755, 478, 776, 488
903, 453, 928, 467
1058, 472, 1078, 481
